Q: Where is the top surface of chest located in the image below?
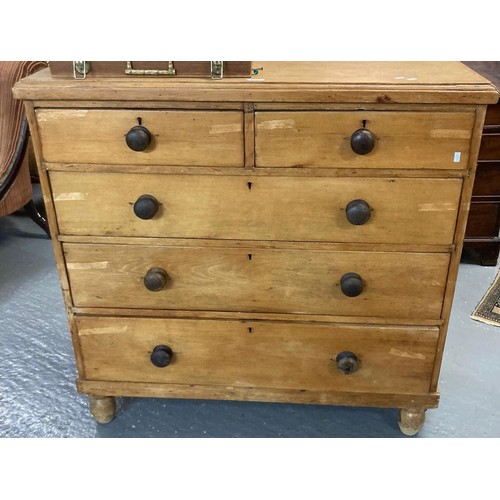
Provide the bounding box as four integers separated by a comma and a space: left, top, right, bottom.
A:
13, 62, 499, 104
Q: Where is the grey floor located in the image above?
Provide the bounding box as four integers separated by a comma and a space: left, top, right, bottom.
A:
1, 207, 499, 438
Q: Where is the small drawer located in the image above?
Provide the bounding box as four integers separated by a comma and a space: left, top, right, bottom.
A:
50, 171, 462, 245
478, 134, 500, 161
77, 316, 438, 395
36, 109, 244, 167
255, 111, 474, 169
64, 243, 450, 320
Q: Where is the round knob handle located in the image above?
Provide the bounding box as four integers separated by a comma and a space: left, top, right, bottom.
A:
150, 345, 173, 368
126, 125, 152, 151
336, 351, 358, 375
350, 128, 375, 155
144, 267, 169, 292
133, 194, 159, 220
346, 199, 371, 225
340, 272, 364, 297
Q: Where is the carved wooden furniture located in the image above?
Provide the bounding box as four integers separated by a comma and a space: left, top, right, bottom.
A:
462, 62, 500, 266
13, 62, 497, 435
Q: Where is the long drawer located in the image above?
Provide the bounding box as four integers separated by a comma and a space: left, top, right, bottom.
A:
64, 243, 450, 319
36, 109, 244, 166
77, 316, 438, 394
50, 172, 462, 245
255, 111, 474, 169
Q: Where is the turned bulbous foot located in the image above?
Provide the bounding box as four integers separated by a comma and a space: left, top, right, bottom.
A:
89, 395, 116, 424
398, 408, 426, 436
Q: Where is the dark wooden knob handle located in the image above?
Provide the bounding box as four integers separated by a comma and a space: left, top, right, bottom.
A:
144, 267, 169, 292
350, 128, 375, 155
126, 125, 151, 151
340, 272, 364, 297
346, 199, 371, 225
336, 351, 358, 375
133, 194, 159, 220
150, 345, 173, 368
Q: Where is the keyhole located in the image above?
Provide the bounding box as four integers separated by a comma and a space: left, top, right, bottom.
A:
362, 119, 367, 128
247, 181, 252, 190
248, 253, 252, 261
248, 327, 253, 333
137, 117, 142, 125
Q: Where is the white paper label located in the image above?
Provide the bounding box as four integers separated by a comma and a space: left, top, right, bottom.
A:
453, 152, 462, 163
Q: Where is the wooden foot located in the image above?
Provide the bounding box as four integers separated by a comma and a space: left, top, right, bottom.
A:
89, 395, 116, 424
398, 408, 426, 436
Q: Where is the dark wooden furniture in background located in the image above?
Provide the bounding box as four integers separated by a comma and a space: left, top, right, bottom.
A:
462, 62, 500, 266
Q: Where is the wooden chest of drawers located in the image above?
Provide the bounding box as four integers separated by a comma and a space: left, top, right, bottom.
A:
14, 62, 498, 435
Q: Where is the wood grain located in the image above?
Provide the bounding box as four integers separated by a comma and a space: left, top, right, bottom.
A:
64, 243, 450, 319
76, 316, 439, 395
50, 172, 462, 245
13, 64, 499, 104
244, 103, 255, 168
43, 162, 468, 179
36, 109, 244, 167
14, 62, 495, 422
88, 395, 115, 424
77, 379, 440, 408
33, 100, 245, 110
431, 105, 488, 390
23, 102, 87, 378
72, 308, 444, 326
255, 111, 475, 169
58, 235, 455, 254
32, 101, 475, 112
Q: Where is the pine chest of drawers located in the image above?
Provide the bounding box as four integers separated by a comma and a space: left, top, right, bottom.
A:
14, 62, 498, 435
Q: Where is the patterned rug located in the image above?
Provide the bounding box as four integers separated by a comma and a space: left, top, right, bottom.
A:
471, 270, 500, 326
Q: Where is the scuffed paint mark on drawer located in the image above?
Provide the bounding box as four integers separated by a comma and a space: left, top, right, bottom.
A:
37, 110, 89, 121
389, 348, 426, 360
209, 123, 242, 134
67, 262, 109, 270
257, 119, 297, 130
54, 192, 87, 201
429, 129, 471, 139
79, 325, 128, 335
418, 202, 457, 212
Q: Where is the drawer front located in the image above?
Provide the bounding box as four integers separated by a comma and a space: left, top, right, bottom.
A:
50, 172, 462, 245
478, 134, 500, 161
65, 244, 450, 319
36, 109, 244, 167
465, 203, 500, 238
77, 317, 438, 394
255, 111, 474, 169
